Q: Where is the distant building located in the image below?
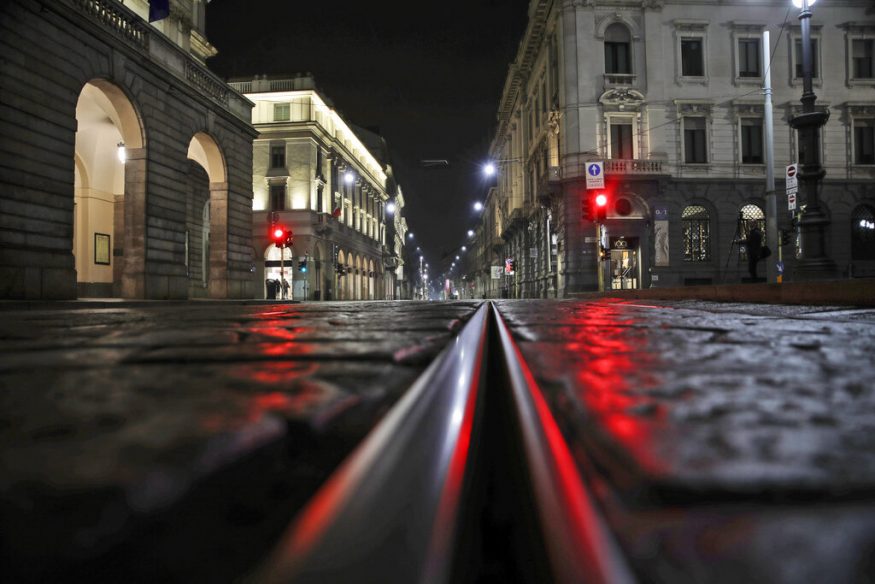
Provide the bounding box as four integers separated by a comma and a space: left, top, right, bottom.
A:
477, 0, 875, 298
231, 76, 404, 300
0, 0, 256, 299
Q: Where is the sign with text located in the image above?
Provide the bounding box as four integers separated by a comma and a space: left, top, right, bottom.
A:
788, 192, 797, 211
786, 164, 798, 190
491, 266, 503, 280
585, 161, 604, 189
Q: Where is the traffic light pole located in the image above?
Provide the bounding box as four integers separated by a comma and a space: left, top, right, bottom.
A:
763, 30, 779, 285
596, 222, 604, 292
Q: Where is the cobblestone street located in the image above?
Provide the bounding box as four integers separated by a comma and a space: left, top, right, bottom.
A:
2, 298, 875, 582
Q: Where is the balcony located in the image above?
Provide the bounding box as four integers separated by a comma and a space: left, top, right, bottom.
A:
603, 74, 637, 90
604, 159, 666, 175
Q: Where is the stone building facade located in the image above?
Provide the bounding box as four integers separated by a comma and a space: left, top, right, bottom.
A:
0, 0, 257, 299
475, 0, 875, 297
231, 76, 404, 301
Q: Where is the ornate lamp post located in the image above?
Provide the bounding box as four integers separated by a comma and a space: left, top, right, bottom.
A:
789, 0, 836, 279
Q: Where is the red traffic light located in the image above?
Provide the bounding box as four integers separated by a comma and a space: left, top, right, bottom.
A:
272, 227, 284, 240
595, 193, 608, 207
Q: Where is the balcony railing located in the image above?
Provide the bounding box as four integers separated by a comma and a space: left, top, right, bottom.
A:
603, 73, 636, 89
604, 159, 666, 175
73, 0, 148, 48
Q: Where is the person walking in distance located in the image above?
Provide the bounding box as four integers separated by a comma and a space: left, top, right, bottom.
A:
746, 226, 763, 280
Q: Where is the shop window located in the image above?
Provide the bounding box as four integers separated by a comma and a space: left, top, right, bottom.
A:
682, 205, 711, 262
738, 204, 765, 261
852, 204, 875, 260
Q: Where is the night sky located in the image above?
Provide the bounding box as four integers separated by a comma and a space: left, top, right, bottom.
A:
205, 0, 530, 267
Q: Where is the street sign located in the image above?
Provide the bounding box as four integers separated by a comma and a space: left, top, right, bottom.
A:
776, 260, 784, 275
788, 191, 797, 211
490, 266, 503, 280
786, 163, 798, 190
585, 161, 604, 189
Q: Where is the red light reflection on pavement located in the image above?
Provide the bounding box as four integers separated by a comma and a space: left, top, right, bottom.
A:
567, 301, 668, 475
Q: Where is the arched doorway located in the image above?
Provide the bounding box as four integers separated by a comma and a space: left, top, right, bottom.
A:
187, 132, 228, 298
264, 244, 293, 299
73, 80, 144, 297
337, 250, 346, 300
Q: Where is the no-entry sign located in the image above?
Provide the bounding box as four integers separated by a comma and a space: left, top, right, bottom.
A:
786, 163, 798, 190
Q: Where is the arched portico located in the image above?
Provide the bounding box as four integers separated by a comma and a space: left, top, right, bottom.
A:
187, 132, 229, 298
74, 79, 145, 298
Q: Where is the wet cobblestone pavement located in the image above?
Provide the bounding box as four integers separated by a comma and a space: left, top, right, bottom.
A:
495, 299, 875, 583
3, 298, 875, 582
0, 300, 480, 582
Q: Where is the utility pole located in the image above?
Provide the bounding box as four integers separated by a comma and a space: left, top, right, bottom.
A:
763, 30, 778, 284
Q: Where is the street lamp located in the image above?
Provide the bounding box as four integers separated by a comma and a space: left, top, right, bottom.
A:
789, 0, 834, 279
386, 201, 396, 215
473, 201, 483, 212
408, 232, 414, 240
467, 229, 474, 238
344, 171, 355, 185
483, 163, 496, 177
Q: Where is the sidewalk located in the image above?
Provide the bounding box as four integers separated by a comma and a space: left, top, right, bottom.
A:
569, 277, 875, 307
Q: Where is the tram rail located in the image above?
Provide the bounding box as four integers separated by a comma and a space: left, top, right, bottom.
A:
247, 302, 634, 583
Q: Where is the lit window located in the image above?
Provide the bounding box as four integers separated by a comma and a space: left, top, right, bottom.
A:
739, 204, 765, 261
851, 205, 875, 260
274, 103, 290, 122
682, 205, 711, 262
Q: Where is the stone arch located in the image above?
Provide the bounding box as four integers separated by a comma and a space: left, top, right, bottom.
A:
596, 16, 641, 41
264, 243, 293, 299
187, 132, 230, 298
74, 79, 146, 298
337, 249, 347, 300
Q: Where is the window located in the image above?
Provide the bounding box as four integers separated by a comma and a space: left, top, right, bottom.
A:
851, 205, 875, 260
738, 38, 761, 78
741, 119, 764, 164
794, 38, 819, 79
274, 103, 290, 121
604, 24, 632, 74
681, 38, 704, 76
852, 39, 874, 79
270, 145, 285, 169
739, 204, 765, 261
610, 122, 634, 159
682, 205, 711, 262
683, 117, 708, 163
269, 184, 285, 211
855, 119, 875, 165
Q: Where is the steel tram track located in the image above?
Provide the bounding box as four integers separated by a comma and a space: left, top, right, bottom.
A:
246, 302, 635, 584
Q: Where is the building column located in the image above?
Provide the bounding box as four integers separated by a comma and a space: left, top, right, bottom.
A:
121, 147, 147, 299
208, 181, 229, 298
